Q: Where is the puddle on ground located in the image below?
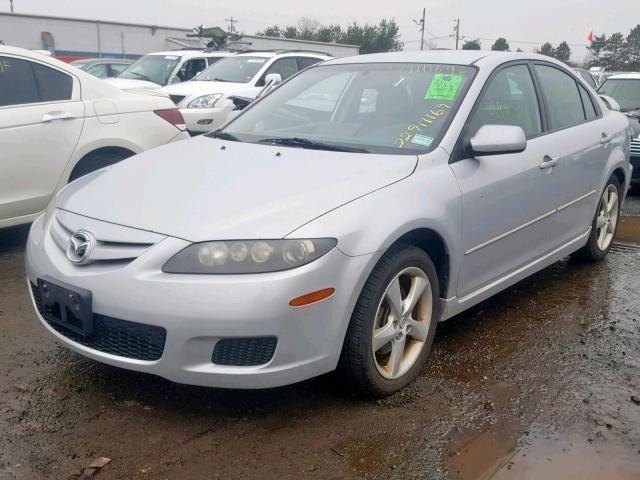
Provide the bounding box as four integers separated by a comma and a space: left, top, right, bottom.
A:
449, 429, 640, 480
616, 216, 640, 244
492, 432, 640, 480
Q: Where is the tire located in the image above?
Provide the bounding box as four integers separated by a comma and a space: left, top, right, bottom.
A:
576, 175, 621, 262
68, 150, 132, 182
338, 246, 440, 397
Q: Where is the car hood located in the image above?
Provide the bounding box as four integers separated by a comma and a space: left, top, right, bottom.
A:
57, 137, 418, 242
105, 78, 162, 90
158, 81, 251, 100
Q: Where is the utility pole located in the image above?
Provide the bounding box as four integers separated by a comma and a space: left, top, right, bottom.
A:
225, 17, 238, 34
454, 18, 460, 50
413, 8, 426, 51
9, 0, 14, 13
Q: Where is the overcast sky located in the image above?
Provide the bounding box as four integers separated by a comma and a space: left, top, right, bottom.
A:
5, 0, 640, 60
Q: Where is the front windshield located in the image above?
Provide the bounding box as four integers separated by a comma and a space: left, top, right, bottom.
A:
215, 63, 476, 154
195, 56, 268, 83
599, 79, 640, 112
118, 55, 180, 85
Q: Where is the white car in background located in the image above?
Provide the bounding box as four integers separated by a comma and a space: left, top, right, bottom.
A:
158, 50, 331, 133
0, 46, 190, 229
106, 49, 234, 90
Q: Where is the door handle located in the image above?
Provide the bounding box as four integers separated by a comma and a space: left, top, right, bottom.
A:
42, 111, 76, 122
540, 155, 559, 169
600, 132, 613, 144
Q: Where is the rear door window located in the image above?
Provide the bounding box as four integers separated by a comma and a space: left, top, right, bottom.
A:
0, 56, 41, 106
535, 64, 585, 130
578, 83, 598, 120
32, 63, 73, 102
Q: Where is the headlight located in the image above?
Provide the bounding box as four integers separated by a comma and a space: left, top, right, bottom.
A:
187, 93, 223, 109
162, 238, 337, 274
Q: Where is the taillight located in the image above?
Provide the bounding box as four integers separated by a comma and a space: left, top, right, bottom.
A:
154, 109, 186, 131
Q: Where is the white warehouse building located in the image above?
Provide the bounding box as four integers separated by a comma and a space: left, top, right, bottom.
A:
0, 12, 359, 61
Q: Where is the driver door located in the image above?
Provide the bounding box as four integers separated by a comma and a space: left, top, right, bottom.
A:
450, 63, 561, 297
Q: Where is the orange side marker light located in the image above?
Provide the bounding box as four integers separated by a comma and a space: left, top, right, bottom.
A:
289, 288, 336, 307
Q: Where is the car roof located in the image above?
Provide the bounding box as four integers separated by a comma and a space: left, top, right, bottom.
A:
323, 50, 566, 69
72, 58, 133, 65
143, 50, 235, 58
233, 50, 331, 59
606, 73, 640, 80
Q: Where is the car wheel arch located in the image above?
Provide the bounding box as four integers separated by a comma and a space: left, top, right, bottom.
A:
383, 228, 452, 299
68, 146, 136, 183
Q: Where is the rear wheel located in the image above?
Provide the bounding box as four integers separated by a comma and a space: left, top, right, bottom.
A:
339, 246, 440, 397
577, 176, 621, 261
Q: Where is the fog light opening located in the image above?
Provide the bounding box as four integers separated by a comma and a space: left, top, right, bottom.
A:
289, 288, 336, 307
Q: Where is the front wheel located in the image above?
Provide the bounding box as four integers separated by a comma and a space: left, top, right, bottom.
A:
339, 246, 440, 397
577, 176, 621, 261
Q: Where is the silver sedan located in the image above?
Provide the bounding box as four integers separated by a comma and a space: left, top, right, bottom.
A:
25, 51, 632, 396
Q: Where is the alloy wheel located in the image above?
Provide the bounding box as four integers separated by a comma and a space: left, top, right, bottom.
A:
595, 184, 619, 251
372, 266, 433, 380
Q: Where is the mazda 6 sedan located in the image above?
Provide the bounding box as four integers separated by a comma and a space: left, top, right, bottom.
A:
26, 51, 632, 397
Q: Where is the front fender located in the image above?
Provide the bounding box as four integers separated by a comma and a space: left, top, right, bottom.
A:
288, 153, 462, 298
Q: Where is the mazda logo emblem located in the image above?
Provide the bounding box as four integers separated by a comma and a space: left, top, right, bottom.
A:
66, 230, 94, 264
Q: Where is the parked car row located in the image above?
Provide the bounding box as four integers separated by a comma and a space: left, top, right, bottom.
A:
597, 72, 640, 184
0, 46, 189, 229
20, 49, 633, 396
69, 57, 134, 79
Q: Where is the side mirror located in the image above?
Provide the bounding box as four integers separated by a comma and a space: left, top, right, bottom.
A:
469, 125, 527, 156
264, 73, 282, 86
599, 95, 621, 112
258, 73, 283, 99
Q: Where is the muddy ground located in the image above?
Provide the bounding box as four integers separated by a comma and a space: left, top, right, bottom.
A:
1, 193, 640, 480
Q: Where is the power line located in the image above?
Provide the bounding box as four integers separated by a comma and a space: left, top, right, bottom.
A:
413, 8, 426, 51
225, 16, 238, 33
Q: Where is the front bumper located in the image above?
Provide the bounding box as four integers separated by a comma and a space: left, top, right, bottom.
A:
180, 105, 235, 134
25, 213, 375, 389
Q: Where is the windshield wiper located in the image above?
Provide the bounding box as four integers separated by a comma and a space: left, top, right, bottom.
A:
257, 137, 369, 153
126, 71, 154, 83
208, 131, 240, 141
212, 78, 233, 82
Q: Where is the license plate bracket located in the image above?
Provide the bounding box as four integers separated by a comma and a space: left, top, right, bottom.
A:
37, 276, 93, 337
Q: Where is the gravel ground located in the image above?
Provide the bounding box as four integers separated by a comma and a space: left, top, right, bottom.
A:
0, 192, 639, 480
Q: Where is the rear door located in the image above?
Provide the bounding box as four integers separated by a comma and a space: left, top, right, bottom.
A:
0, 55, 84, 222
532, 63, 607, 243
451, 63, 560, 297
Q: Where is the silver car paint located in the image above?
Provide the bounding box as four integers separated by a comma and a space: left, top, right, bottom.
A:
25, 51, 633, 388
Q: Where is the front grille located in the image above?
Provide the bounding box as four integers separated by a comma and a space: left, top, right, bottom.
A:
169, 95, 186, 106
31, 283, 166, 361
212, 337, 277, 366
631, 139, 640, 156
